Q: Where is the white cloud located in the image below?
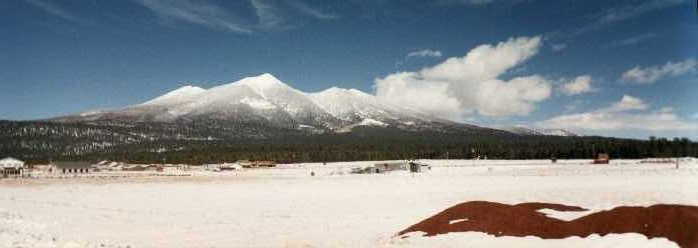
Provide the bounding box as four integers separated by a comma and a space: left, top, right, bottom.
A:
25, 0, 90, 24
135, 0, 252, 33
375, 36, 552, 119
559, 75, 595, 95
603, 95, 648, 112
538, 95, 697, 131
407, 49, 443, 58
374, 72, 463, 119
622, 58, 697, 84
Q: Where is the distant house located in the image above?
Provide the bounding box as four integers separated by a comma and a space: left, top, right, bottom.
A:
373, 162, 408, 173
121, 164, 162, 171
254, 161, 276, 168
1, 157, 25, 178
237, 160, 254, 168
593, 153, 610, 164
121, 164, 149, 171
239, 160, 276, 168
204, 163, 242, 172
50, 161, 94, 174
408, 161, 431, 173
352, 161, 431, 174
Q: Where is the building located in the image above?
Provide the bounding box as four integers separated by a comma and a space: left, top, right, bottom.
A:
1, 157, 25, 178
50, 161, 94, 174
204, 163, 242, 172
254, 161, 276, 168
239, 160, 276, 168
352, 161, 431, 174
371, 162, 409, 173
593, 153, 610, 164
408, 161, 431, 173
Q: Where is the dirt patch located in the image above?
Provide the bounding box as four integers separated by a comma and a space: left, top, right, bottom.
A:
398, 201, 698, 248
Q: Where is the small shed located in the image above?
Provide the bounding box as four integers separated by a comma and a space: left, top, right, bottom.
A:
51, 161, 94, 174
408, 161, 431, 173
1, 157, 25, 178
593, 153, 610, 164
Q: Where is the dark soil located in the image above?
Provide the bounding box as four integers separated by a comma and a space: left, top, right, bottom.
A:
398, 201, 698, 248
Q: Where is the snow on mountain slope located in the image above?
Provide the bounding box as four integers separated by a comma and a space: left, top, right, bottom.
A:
505, 126, 578, 137
66, 73, 455, 131
233, 74, 335, 120
308, 87, 426, 122
127, 74, 339, 126
538, 128, 578, 137
141, 85, 206, 106
358, 118, 388, 127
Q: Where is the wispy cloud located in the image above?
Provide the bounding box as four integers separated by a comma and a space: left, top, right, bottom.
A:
134, 0, 252, 33
25, 0, 90, 24
250, 0, 286, 29
288, 0, 339, 20
407, 49, 443, 58
567, 0, 686, 37
551, 43, 567, 52
622, 58, 697, 84
596, 0, 684, 24
606, 33, 658, 48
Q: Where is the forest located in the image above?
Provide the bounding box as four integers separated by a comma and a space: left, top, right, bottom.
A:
1, 121, 696, 165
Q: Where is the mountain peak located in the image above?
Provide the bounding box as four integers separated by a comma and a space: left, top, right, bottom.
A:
318, 87, 371, 97
258, 73, 280, 81
240, 73, 285, 86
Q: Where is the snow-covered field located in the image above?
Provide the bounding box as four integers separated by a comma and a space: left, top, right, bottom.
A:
1, 159, 697, 248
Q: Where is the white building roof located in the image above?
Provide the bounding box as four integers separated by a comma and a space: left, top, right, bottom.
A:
0, 157, 25, 169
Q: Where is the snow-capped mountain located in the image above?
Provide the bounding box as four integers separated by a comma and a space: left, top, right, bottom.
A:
142, 85, 206, 106
308, 87, 431, 122
504, 126, 578, 137
57, 73, 446, 132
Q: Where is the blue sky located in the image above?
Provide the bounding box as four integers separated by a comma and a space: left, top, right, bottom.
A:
1, 0, 696, 139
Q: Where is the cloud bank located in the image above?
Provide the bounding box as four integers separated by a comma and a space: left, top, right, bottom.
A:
538, 95, 696, 131
375, 36, 554, 119
622, 58, 697, 84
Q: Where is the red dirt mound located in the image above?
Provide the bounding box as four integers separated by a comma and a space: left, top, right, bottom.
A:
398, 201, 698, 248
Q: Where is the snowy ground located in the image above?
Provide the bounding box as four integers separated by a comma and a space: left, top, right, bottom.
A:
1, 159, 697, 248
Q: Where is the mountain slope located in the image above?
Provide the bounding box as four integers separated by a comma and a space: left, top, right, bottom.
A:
308, 87, 435, 123
54, 73, 457, 132
504, 126, 578, 137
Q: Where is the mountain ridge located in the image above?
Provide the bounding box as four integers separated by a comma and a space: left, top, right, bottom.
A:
49, 73, 574, 138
